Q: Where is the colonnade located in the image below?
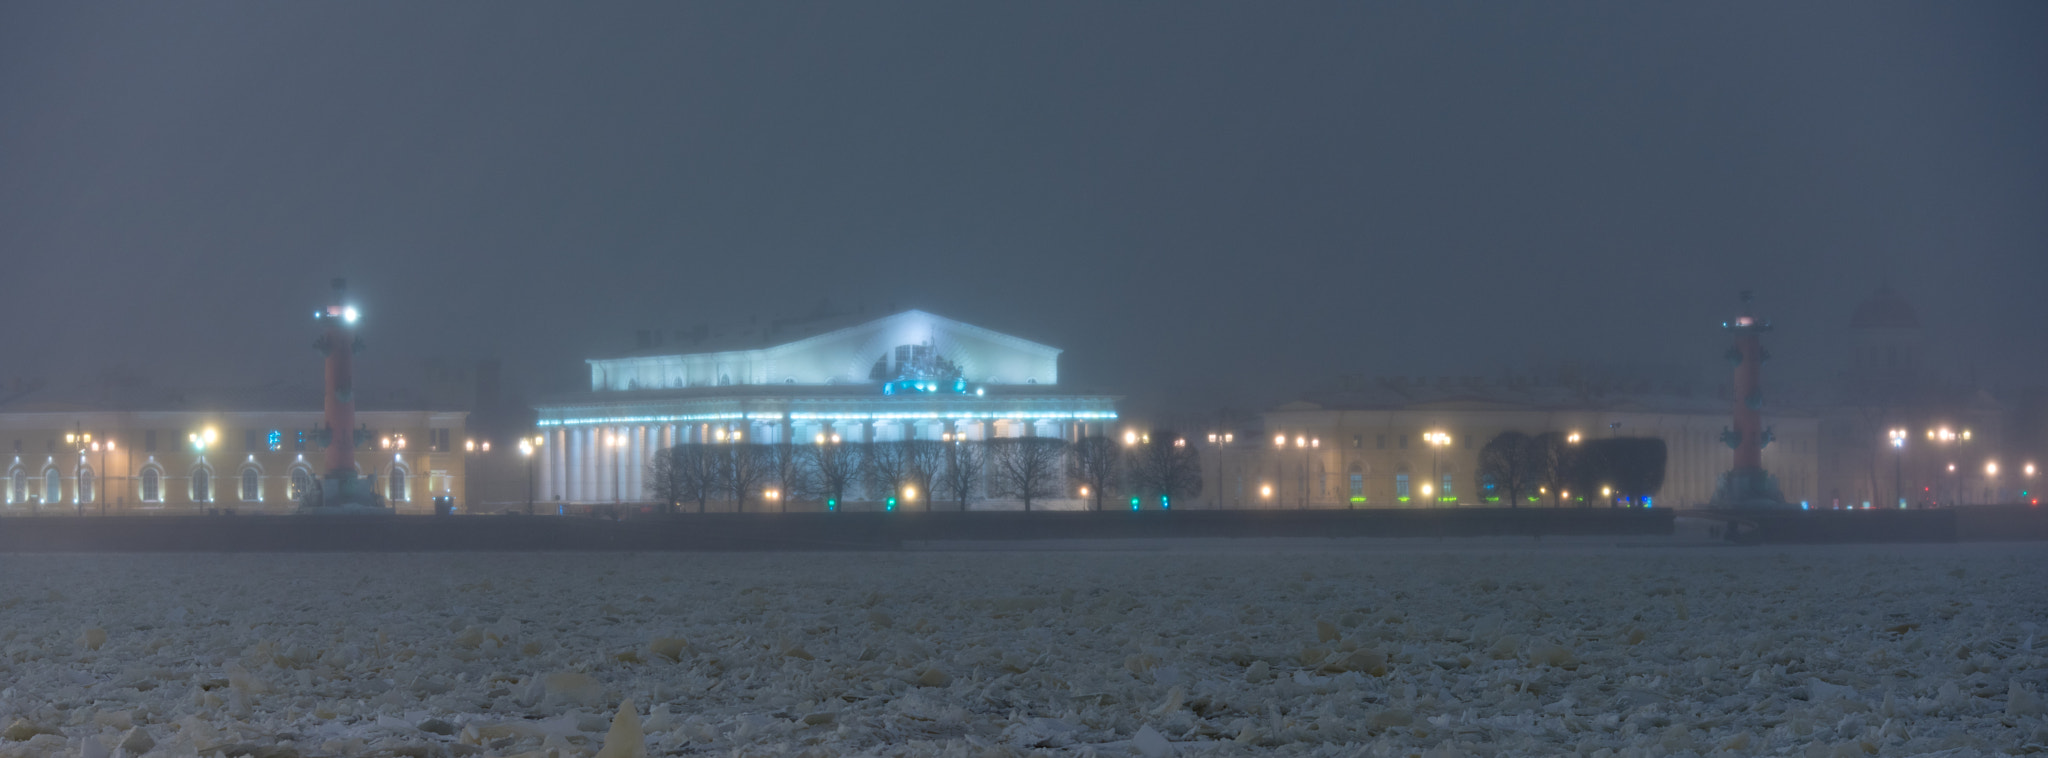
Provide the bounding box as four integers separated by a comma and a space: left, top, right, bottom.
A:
537, 419, 1104, 504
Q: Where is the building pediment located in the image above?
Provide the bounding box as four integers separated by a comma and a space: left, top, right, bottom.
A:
587, 310, 1062, 392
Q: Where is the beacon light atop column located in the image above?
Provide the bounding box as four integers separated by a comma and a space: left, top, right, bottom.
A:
1708, 290, 1792, 509
301, 278, 391, 514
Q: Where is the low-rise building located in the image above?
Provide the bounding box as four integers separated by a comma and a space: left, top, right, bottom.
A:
1185, 377, 1820, 509
0, 385, 467, 515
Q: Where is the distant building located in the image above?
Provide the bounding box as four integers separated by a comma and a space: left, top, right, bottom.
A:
0, 384, 467, 515
533, 309, 1118, 506
1215, 376, 1819, 509
1818, 284, 2020, 507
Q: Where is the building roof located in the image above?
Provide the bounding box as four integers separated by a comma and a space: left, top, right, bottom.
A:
1287, 375, 1792, 417
603, 308, 1058, 361
1849, 284, 1921, 330
0, 382, 465, 415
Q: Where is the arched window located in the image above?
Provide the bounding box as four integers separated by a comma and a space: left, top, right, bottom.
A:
191, 466, 211, 503
289, 466, 314, 501
240, 466, 261, 502
1348, 465, 1364, 500
387, 464, 408, 502
1441, 473, 1454, 501
78, 466, 94, 504
140, 466, 162, 503
8, 467, 24, 504
43, 467, 61, 504
1395, 472, 1411, 500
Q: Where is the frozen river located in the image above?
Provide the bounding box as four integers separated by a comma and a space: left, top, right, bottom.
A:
1, 543, 2042, 756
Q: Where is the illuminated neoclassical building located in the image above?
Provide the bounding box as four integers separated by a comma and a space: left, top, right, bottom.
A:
534, 310, 1118, 504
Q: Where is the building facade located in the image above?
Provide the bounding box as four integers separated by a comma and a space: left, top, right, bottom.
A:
534, 310, 1118, 506
1175, 378, 1821, 510
0, 389, 467, 515
1817, 285, 2032, 507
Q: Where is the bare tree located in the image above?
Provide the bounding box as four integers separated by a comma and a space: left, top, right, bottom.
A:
651, 445, 719, 513
1068, 435, 1122, 511
716, 443, 770, 511
802, 441, 864, 511
863, 440, 914, 509
1528, 432, 1571, 507
934, 437, 986, 511
1477, 431, 1541, 507
991, 437, 1068, 511
1127, 433, 1203, 509
903, 439, 946, 511
764, 442, 804, 512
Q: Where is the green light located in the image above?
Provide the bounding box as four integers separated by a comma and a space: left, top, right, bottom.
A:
885, 497, 896, 511
1160, 495, 1169, 510
1397, 496, 1410, 503
1349, 496, 1367, 503
827, 498, 838, 511
1130, 496, 1140, 510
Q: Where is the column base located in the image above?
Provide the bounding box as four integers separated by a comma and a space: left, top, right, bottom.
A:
298, 470, 393, 514
1709, 468, 1791, 508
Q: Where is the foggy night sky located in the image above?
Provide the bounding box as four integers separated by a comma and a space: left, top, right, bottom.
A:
2, 3, 2044, 414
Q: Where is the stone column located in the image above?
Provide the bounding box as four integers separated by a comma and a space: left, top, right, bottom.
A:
566, 428, 584, 502
536, 428, 555, 503
628, 426, 645, 501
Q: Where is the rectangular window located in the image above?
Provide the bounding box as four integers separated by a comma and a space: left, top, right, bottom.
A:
1351, 435, 1362, 449
1398, 434, 1408, 449
1463, 435, 1473, 450
295, 430, 307, 452
1395, 473, 1410, 499
1442, 474, 1454, 500
1376, 434, 1386, 449
267, 430, 282, 451
144, 431, 157, 453
245, 429, 259, 452
1349, 473, 1364, 499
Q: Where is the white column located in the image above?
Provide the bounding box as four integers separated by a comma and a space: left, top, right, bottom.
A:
536, 428, 554, 504
582, 427, 599, 502
629, 426, 646, 501
551, 428, 567, 501
565, 428, 582, 502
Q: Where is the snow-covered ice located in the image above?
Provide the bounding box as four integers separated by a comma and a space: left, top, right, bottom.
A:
1, 544, 2045, 757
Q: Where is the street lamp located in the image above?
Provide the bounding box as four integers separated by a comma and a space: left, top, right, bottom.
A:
1889, 428, 1907, 508
88, 438, 113, 516
1206, 431, 1234, 509
1423, 431, 1451, 505
518, 434, 544, 515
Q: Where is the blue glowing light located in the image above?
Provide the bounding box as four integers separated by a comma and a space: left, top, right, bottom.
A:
1800, 501, 1810, 510
1642, 497, 1652, 509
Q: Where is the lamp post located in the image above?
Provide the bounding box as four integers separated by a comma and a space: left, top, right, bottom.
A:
88, 438, 112, 516
1889, 428, 1907, 508
1302, 436, 1318, 508
518, 434, 544, 515
1206, 431, 1233, 509
1986, 460, 1999, 503
1929, 427, 1971, 504
1424, 431, 1451, 506
65, 425, 99, 516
